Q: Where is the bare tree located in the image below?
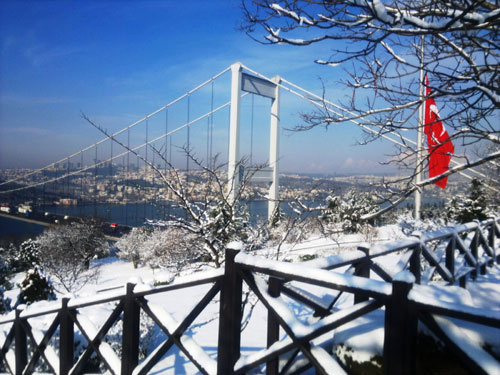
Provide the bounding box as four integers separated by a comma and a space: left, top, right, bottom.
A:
83, 114, 258, 268
37, 219, 108, 293
241, 0, 500, 214
116, 226, 152, 268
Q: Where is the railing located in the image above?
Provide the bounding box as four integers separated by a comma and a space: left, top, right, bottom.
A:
1, 218, 499, 374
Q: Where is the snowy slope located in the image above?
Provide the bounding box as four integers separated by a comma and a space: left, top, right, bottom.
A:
1, 225, 500, 374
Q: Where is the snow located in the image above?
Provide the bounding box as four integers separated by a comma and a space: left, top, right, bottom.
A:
309, 345, 348, 374
1, 219, 500, 373
393, 270, 416, 284
409, 283, 500, 322
76, 314, 122, 374
302, 250, 366, 269
157, 268, 224, 289
30, 314, 59, 371
315, 60, 340, 67
148, 302, 180, 332
227, 240, 244, 251
310, 300, 379, 339
143, 302, 217, 375
253, 274, 311, 337
369, 237, 419, 256
177, 331, 218, 375
19, 300, 62, 319
0, 326, 13, 364
270, 3, 314, 26
370, 0, 394, 24
235, 251, 393, 298
433, 315, 500, 374
235, 336, 293, 372
380, 41, 407, 64
5, 350, 15, 374
333, 308, 385, 363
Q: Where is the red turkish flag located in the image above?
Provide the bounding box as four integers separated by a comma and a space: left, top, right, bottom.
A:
424, 75, 454, 189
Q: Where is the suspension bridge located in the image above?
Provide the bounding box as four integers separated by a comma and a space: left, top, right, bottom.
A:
0, 62, 495, 230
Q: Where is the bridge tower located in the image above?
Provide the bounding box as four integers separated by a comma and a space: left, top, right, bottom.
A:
227, 62, 280, 221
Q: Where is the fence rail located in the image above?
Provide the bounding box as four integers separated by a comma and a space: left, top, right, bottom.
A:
1, 218, 499, 374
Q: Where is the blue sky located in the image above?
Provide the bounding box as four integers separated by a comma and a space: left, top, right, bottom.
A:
0, 0, 396, 175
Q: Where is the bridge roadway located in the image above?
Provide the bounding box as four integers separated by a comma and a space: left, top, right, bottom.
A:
0, 212, 120, 241
0, 212, 50, 227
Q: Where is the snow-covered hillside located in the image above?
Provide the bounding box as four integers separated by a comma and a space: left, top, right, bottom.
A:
1, 220, 500, 374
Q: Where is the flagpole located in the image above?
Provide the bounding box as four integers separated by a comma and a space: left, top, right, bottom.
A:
415, 34, 425, 220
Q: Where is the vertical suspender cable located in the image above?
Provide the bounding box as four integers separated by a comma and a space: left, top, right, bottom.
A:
207, 116, 210, 167
227, 105, 231, 164
107, 140, 112, 222
66, 157, 70, 200
165, 108, 169, 218
71, 157, 75, 206
54, 165, 58, 215
210, 81, 214, 169
186, 95, 191, 179
184, 95, 191, 221
165, 108, 169, 165
251, 94, 254, 165
152, 140, 156, 221
145, 120, 149, 221
94, 145, 98, 218
42, 171, 46, 213
23, 171, 27, 206
169, 122, 173, 163
80, 151, 83, 216
126, 128, 130, 226
136, 154, 139, 225
121, 155, 125, 223
110, 139, 113, 178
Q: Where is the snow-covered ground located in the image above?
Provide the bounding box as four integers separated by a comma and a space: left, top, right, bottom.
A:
1, 223, 500, 374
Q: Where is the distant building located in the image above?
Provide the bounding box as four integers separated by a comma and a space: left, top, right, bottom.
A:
59, 198, 78, 205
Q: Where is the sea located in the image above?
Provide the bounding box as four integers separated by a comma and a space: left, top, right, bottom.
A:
0, 197, 444, 243
0, 215, 46, 243
0, 201, 272, 243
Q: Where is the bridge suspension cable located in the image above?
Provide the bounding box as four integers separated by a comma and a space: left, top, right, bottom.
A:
0, 91, 249, 194
240, 64, 499, 193
0, 66, 231, 188
1, 62, 496, 199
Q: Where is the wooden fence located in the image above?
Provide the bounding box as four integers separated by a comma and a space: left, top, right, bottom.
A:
1, 218, 499, 374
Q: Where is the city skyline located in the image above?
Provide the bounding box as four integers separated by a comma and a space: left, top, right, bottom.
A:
1, 1, 400, 175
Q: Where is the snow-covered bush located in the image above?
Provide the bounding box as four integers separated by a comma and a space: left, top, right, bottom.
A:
202, 200, 249, 256
265, 201, 325, 261
141, 227, 201, 273
0, 287, 10, 314
16, 239, 41, 272
0, 239, 40, 274
158, 198, 251, 267
116, 227, 152, 268
321, 190, 378, 233
117, 226, 202, 272
245, 220, 270, 252
0, 256, 11, 313
397, 211, 445, 236
37, 220, 108, 293
0, 243, 17, 272
17, 266, 55, 305
0, 251, 10, 285
445, 178, 488, 223
269, 215, 321, 246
